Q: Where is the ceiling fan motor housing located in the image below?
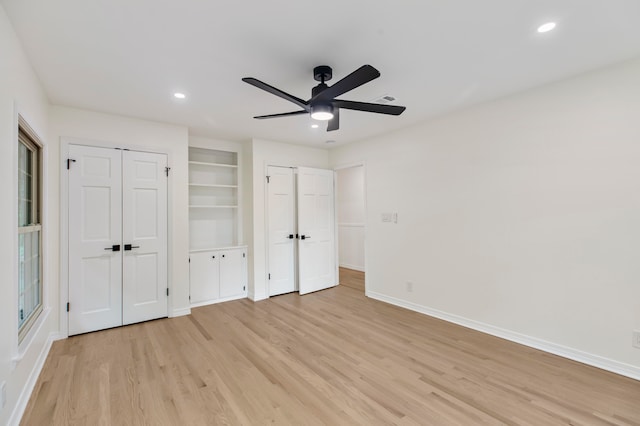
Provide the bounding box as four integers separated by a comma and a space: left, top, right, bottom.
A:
313, 65, 333, 82
312, 83, 328, 98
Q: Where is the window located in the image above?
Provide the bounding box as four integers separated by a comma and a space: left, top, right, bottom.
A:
18, 122, 43, 342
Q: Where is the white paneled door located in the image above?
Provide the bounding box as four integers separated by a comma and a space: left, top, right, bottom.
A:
68, 145, 123, 335
267, 166, 296, 296
68, 145, 168, 335
122, 150, 168, 325
297, 167, 337, 295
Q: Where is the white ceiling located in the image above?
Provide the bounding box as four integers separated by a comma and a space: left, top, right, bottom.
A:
3, 0, 640, 146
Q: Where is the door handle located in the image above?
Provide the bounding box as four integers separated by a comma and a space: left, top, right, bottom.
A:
300, 235, 311, 240
124, 244, 140, 251
104, 244, 121, 251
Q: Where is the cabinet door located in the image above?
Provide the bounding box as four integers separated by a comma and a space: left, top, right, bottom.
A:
220, 249, 245, 298
190, 251, 220, 303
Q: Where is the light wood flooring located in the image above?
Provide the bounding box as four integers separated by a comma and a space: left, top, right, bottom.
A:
22, 285, 640, 425
339, 266, 365, 292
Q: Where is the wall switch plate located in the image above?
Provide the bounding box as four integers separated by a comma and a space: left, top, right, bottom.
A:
1, 381, 6, 409
381, 213, 392, 223
393, 213, 398, 224
406, 281, 413, 292
633, 331, 640, 349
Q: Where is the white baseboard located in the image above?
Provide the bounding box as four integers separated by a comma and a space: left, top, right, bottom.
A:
170, 307, 191, 317
8, 331, 62, 426
249, 291, 268, 302
367, 291, 640, 381
49, 332, 66, 342
339, 263, 365, 272
190, 293, 247, 308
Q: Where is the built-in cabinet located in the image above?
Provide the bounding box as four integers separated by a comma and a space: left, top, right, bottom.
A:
189, 145, 246, 306
190, 247, 246, 306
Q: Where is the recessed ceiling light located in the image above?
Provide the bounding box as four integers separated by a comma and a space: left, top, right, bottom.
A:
174, 92, 186, 99
537, 22, 556, 33
311, 124, 319, 129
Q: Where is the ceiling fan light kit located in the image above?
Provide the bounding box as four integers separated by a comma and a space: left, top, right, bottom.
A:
310, 104, 334, 121
242, 64, 406, 132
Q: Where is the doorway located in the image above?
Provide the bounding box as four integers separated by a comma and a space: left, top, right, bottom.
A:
335, 164, 365, 292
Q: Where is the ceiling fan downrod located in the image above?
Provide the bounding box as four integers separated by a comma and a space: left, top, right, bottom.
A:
312, 65, 332, 97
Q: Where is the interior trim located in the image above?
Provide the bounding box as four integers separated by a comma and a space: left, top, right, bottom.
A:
367, 291, 640, 381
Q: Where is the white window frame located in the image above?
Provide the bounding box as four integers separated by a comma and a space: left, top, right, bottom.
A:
17, 119, 43, 343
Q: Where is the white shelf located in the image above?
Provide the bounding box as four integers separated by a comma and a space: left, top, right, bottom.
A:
189, 146, 240, 251
189, 161, 238, 168
190, 244, 247, 254
189, 183, 238, 188
189, 205, 238, 209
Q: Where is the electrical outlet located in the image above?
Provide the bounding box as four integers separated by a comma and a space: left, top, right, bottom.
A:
633, 331, 640, 349
1, 381, 6, 409
381, 213, 392, 223
406, 281, 413, 292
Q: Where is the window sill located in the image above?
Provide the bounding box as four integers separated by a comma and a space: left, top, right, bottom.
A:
12, 307, 51, 371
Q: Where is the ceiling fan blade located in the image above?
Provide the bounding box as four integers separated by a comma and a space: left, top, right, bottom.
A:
312, 65, 380, 102
254, 110, 308, 119
333, 100, 406, 115
327, 109, 339, 131
242, 77, 309, 110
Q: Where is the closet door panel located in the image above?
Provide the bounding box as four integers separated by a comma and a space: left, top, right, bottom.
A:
68, 145, 123, 335
297, 167, 337, 295
122, 151, 168, 325
267, 166, 296, 296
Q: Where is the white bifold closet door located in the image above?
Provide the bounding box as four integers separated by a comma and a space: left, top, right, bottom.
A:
68, 146, 122, 334
267, 166, 296, 296
68, 145, 168, 335
267, 166, 336, 296
297, 167, 336, 295
121, 150, 168, 325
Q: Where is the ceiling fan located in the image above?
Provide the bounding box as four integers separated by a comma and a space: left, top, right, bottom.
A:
242, 65, 406, 132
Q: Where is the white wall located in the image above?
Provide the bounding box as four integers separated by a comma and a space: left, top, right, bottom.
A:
0, 5, 56, 425
336, 166, 365, 271
247, 138, 329, 300
50, 106, 191, 320
329, 58, 640, 378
